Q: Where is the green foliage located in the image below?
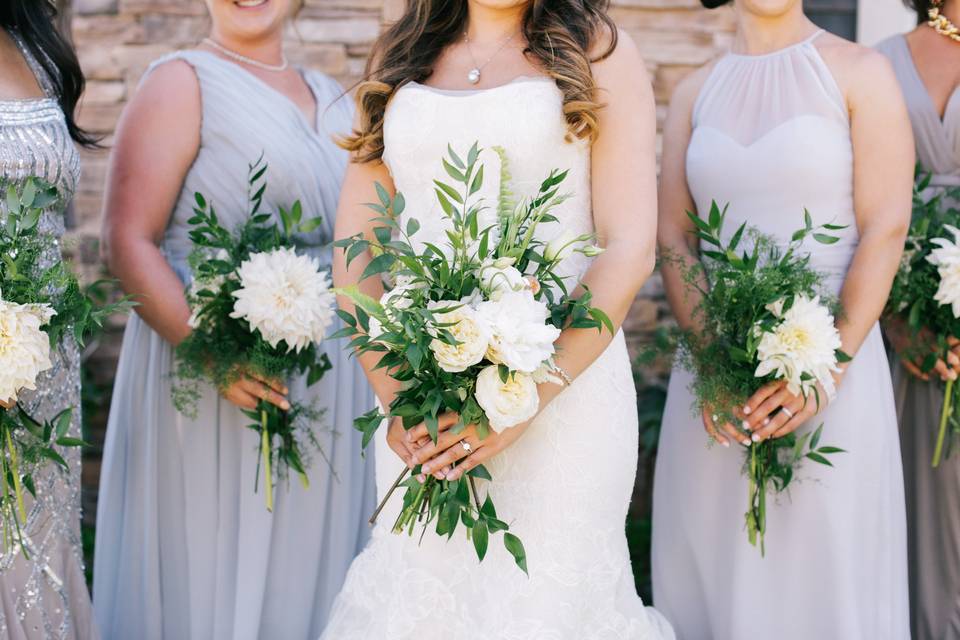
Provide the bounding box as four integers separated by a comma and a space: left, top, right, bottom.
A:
663, 201, 846, 554
0, 178, 131, 556
173, 156, 332, 510
335, 143, 610, 573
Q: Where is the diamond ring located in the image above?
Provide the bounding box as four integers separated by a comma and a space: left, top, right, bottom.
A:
460, 440, 472, 453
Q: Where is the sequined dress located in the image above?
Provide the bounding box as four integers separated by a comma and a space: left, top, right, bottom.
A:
0, 30, 98, 640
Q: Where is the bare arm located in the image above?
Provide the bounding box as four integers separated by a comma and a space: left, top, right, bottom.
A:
100, 60, 199, 347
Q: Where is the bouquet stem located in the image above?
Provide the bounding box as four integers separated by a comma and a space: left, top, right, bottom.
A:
260, 409, 274, 512
369, 466, 410, 526
5, 428, 26, 523
933, 378, 955, 468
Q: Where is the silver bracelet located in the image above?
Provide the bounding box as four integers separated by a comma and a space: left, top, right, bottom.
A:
554, 364, 574, 387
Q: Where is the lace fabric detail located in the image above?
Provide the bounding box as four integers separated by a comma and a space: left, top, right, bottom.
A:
321, 80, 673, 640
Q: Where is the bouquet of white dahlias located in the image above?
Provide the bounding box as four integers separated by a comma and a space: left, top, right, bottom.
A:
335, 143, 611, 573
1, 179, 131, 555
885, 171, 960, 466
672, 202, 849, 554
174, 157, 336, 511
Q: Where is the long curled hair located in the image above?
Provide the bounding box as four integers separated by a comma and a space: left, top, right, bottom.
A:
342, 0, 618, 163
0, 0, 97, 147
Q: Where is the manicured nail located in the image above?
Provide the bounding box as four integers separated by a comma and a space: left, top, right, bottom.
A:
742, 438, 751, 447
763, 418, 770, 426
712, 414, 719, 423
743, 406, 751, 415
281, 401, 290, 410
422, 464, 431, 474
417, 474, 426, 483
721, 440, 730, 448
434, 472, 445, 480
742, 421, 751, 431
951, 371, 958, 381
751, 433, 760, 443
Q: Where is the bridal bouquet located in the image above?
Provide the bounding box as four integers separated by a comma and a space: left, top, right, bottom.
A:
674, 202, 849, 554
1, 179, 131, 555
335, 143, 610, 573
885, 172, 960, 466
173, 156, 336, 511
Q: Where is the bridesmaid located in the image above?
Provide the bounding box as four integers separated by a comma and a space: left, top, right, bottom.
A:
652, 1, 913, 638
0, 2, 100, 638
92, 0, 375, 638
878, 2, 960, 638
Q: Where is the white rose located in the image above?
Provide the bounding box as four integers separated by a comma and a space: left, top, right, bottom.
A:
477, 290, 560, 373
230, 247, 336, 352
754, 294, 842, 399
474, 365, 540, 431
427, 300, 490, 373
0, 297, 55, 404
477, 258, 526, 301
928, 225, 960, 318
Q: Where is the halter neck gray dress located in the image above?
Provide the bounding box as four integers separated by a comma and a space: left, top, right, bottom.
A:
878, 33, 960, 640
92, 51, 376, 640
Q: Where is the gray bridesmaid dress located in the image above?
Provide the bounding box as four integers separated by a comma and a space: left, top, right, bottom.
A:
878, 33, 960, 640
92, 51, 376, 640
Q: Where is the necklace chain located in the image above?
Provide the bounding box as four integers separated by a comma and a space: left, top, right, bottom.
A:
202, 38, 289, 72
463, 30, 519, 85
929, 3, 960, 43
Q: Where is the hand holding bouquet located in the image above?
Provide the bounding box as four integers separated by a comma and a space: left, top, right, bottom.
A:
173, 157, 336, 511
335, 143, 610, 572
672, 202, 849, 554
885, 171, 960, 466
1, 179, 132, 555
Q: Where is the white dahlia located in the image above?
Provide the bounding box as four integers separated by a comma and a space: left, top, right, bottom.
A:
474, 365, 540, 431
230, 247, 336, 352
0, 295, 55, 404
754, 294, 842, 399
427, 299, 490, 373
477, 289, 560, 373
927, 225, 960, 319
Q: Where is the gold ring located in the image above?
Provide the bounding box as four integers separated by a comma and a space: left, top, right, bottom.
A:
460, 440, 472, 453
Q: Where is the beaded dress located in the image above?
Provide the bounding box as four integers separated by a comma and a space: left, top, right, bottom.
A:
0, 29, 98, 640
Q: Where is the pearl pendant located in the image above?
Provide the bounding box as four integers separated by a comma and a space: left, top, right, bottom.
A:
467, 68, 481, 84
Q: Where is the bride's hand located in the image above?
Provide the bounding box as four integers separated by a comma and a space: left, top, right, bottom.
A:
0, 399, 12, 410
405, 411, 528, 482
740, 380, 833, 443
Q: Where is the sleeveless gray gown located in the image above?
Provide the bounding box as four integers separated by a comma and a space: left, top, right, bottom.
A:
878, 33, 960, 640
92, 51, 376, 640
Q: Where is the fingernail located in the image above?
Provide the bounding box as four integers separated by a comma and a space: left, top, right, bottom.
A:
743, 406, 751, 415
434, 472, 445, 480
712, 414, 719, 422
951, 372, 957, 381
721, 440, 730, 448
422, 464, 431, 474
282, 401, 290, 410
763, 418, 770, 426
742, 438, 751, 447
751, 434, 760, 443
417, 474, 426, 483
742, 421, 751, 431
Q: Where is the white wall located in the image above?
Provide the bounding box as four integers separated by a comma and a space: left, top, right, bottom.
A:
857, 0, 918, 45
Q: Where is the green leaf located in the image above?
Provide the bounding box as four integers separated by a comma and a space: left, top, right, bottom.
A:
812, 233, 840, 245
503, 532, 528, 575
469, 164, 484, 195
375, 182, 391, 208
472, 519, 489, 561
434, 180, 464, 205
467, 464, 492, 481
816, 446, 846, 454
806, 452, 833, 466
360, 253, 395, 282
406, 218, 420, 237
54, 409, 73, 440
443, 159, 466, 183
810, 424, 823, 449
55, 437, 87, 448
447, 144, 465, 170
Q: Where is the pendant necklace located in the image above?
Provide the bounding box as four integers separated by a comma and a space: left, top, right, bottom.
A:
463, 30, 519, 85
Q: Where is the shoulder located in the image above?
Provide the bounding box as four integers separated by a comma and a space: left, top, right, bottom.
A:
816, 34, 902, 104
123, 53, 201, 132
591, 28, 653, 99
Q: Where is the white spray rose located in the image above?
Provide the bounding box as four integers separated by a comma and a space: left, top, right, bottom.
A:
754, 294, 842, 399
0, 296, 55, 404
927, 225, 960, 318
474, 365, 540, 431
477, 258, 526, 301
230, 247, 336, 352
427, 300, 490, 373
543, 230, 578, 262
477, 289, 560, 373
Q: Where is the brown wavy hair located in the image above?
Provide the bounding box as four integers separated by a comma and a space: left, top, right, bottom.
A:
342, 0, 618, 163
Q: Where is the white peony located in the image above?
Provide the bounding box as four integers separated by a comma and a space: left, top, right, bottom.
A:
0, 295, 55, 404
427, 300, 490, 373
477, 258, 526, 301
754, 294, 842, 399
474, 365, 540, 431
230, 247, 336, 352
927, 225, 960, 318
477, 289, 560, 373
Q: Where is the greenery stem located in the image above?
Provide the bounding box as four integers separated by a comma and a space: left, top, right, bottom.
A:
369, 466, 409, 526
5, 428, 26, 523
933, 378, 954, 468
260, 409, 273, 512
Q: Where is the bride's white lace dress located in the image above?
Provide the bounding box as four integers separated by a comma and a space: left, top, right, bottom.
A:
319, 77, 674, 640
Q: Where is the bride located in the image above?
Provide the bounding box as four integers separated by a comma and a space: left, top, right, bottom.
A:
321, 0, 673, 638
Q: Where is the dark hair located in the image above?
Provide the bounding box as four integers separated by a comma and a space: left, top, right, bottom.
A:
1, 0, 98, 147
700, 0, 732, 7
903, 0, 933, 23
342, 0, 618, 163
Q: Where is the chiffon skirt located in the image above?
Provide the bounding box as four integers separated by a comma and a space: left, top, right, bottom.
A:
652, 324, 910, 640
93, 314, 376, 640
